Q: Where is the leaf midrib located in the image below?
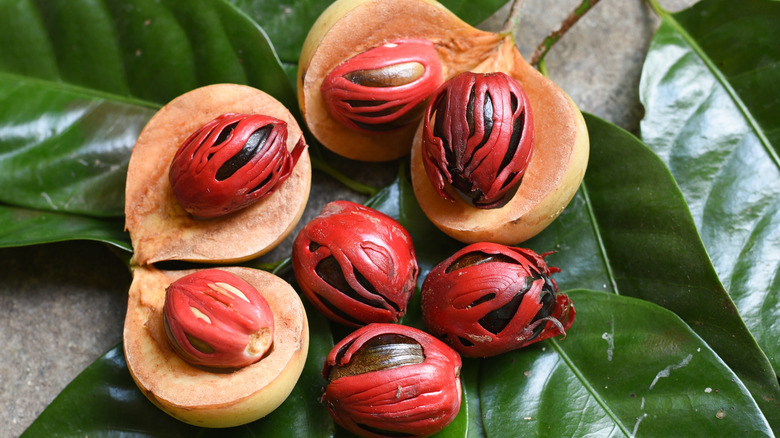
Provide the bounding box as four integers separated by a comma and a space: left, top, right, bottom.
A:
580, 181, 620, 295
549, 337, 633, 437
0, 71, 161, 110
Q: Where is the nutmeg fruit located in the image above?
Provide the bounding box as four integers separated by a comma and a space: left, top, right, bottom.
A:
411, 38, 590, 244
125, 83, 311, 265
123, 266, 308, 428
297, 0, 504, 161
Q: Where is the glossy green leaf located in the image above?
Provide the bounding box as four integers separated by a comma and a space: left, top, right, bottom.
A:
367, 114, 780, 430
0, 205, 130, 251
0, 73, 156, 216
583, 113, 780, 429
640, 0, 780, 376
481, 289, 772, 437
0, 0, 295, 108
0, 0, 295, 245
23, 301, 335, 437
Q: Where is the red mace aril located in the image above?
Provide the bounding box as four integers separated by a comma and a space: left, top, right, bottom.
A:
322, 323, 462, 438
421, 71, 534, 208
163, 269, 275, 370
292, 201, 418, 327
168, 112, 306, 218
321, 39, 444, 133
421, 242, 574, 357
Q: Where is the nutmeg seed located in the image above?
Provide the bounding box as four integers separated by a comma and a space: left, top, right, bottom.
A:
421, 242, 575, 357
168, 113, 306, 218
292, 201, 419, 327
422, 71, 534, 209
322, 323, 462, 438
321, 39, 443, 133
163, 269, 275, 370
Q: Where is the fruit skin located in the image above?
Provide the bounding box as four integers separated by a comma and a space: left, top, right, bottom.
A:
421, 242, 575, 357
292, 201, 419, 327
163, 269, 275, 370
297, 0, 503, 161
411, 37, 590, 244
322, 323, 462, 438
125, 84, 311, 265
421, 71, 534, 208
321, 39, 444, 133
168, 113, 306, 218
123, 266, 308, 428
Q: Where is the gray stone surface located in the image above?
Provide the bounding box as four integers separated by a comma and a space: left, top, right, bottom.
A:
0, 0, 697, 436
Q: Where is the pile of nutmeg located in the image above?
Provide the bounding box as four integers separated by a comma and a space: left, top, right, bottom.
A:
121, 0, 588, 436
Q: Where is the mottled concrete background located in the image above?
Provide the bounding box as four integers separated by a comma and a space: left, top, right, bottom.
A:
0, 0, 695, 436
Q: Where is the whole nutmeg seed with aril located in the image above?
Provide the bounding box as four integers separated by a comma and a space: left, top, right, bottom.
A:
321, 39, 443, 133
322, 323, 462, 438
292, 201, 418, 327
168, 112, 306, 218
124, 266, 308, 428
421, 242, 575, 357
163, 268, 274, 370
422, 71, 534, 209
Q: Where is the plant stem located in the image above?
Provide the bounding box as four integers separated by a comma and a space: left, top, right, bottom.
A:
537, 58, 549, 78
500, 0, 527, 37
529, 0, 601, 67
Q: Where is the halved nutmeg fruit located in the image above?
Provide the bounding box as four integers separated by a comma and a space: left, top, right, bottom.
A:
125, 83, 311, 265
298, 0, 503, 161
411, 38, 590, 244
123, 266, 308, 428
123, 84, 312, 427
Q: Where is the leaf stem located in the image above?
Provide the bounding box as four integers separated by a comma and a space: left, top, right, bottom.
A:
309, 145, 380, 197
500, 0, 527, 37
645, 0, 666, 16
529, 0, 601, 67
242, 256, 292, 275
537, 58, 549, 78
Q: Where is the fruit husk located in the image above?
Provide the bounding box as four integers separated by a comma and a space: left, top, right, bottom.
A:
125, 83, 311, 265
123, 266, 309, 428
297, 0, 502, 162
411, 37, 590, 244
